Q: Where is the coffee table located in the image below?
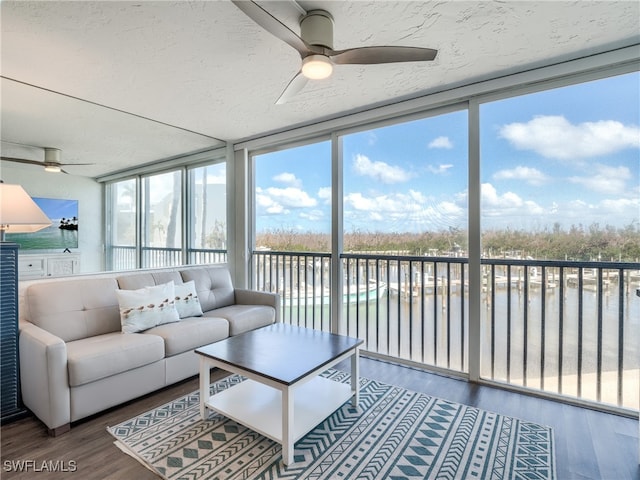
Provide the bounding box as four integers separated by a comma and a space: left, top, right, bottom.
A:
195, 323, 363, 466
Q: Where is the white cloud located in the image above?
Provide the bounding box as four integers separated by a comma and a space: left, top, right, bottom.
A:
480, 183, 544, 217
273, 172, 301, 188
256, 188, 287, 215
317, 186, 331, 203
264, 187, 317, 208
255, 186, 317, 216
427, 164, 453, 175
408, 189, 428, 204
344, 191, 425, 214
554, 197, 639, 226
568, 164, 631, 195
344, 190, 465, 231
601, 197, 639, 210
428, 136, 453, 149
352, 154, 412, 184
499, 115, 640, 160
493, 166, 548, 186
299, 209, 325, 221
454, 184, 639, 229
344, 192, 378, 211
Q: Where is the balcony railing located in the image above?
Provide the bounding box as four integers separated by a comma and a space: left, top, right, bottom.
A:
253, 250, 333, 331
142, 246, 182, 268
252, 250, 640, 413
109, 245, 227, 270
188, 248, 228, 265
109, 245, 136, 270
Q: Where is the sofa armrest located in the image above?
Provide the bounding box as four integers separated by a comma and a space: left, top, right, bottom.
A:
19, 321, 71, 431
234, 289, 281, 322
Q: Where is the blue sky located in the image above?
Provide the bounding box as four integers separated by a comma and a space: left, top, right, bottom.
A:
257, 71, 639, 234
33, 197, 78, 221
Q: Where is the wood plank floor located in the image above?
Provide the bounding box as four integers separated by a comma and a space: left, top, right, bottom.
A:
1, 357, 638, 479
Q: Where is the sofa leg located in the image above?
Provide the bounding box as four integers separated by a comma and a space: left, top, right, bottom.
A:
48, 424, 70, 437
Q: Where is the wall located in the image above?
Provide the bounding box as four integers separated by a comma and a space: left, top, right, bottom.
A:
1, 163, 104, 273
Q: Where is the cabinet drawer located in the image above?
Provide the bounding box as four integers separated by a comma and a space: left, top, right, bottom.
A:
18, 257, 45, 278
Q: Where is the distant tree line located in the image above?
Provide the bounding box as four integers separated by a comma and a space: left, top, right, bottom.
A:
256, 222, 640, 262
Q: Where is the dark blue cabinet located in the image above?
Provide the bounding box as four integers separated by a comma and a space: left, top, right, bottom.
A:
1, 243, 25, 423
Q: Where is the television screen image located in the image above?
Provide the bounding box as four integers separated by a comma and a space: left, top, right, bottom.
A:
6, 197, 78, 250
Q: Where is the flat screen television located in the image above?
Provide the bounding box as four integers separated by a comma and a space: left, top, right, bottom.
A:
6, 197, 78, 250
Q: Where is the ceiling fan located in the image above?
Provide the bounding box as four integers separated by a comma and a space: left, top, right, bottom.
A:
1, 147, 93, 174
231, 1, 438, 104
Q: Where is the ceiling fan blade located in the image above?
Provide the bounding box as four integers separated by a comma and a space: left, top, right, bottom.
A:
330, 46, 437, 65
60, 162, 94, 166
0, 156, 44, 166
275, 71, 308, 104
231, 1, 311, 56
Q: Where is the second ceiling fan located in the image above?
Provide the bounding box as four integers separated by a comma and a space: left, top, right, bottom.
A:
231, 1, 438, 104
1, 147, 93, 174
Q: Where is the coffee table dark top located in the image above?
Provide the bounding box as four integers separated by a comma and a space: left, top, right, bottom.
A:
195, 323, 363, 386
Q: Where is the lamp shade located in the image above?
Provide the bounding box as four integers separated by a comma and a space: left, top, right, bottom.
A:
0, 183, 52, 237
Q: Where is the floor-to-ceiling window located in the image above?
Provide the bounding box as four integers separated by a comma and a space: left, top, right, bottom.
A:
246, 66, 639, 414
341, 109, 469, 372
252, 140, 332, 330
141, 170, 183, 267
104, 152, 227, 270
479, 71, 640, 409
188, 162, 227, 264
106, 178, 137, 270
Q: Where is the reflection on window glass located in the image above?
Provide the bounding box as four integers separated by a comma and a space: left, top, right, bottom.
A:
108, 179, 136, 270
142, 170, 182, 267
189, 163, 227, 264
254, 141, 331, 252
343, 111, 469, 255
112, 179, 136, 245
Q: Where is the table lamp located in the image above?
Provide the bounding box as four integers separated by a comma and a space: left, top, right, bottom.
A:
0, 182, 52, 241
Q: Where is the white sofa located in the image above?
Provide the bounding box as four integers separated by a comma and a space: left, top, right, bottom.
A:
18, 264, 279, 435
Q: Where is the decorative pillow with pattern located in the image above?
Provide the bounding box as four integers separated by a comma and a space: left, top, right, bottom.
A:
116, 282, 180, 333
174, 280, 203, 318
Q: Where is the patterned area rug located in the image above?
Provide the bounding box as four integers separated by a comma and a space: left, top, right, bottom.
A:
108, 370, 555, 479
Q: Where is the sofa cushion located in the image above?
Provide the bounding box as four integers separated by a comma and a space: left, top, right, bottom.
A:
116, 282, 180, 333
66, 332, 165, 387
25, 278, 121, 342
181, 267, 235, 311
204, 304, 275, 336
117, 271, 183, 290
143, 316, 230, 356
174, 281, 203, 318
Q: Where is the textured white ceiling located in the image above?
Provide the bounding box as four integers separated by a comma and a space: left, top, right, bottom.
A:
1, 0, 639, 177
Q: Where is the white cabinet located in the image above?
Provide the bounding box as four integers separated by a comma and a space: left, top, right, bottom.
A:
18, 256, 46, 278
18, 254, 80, 280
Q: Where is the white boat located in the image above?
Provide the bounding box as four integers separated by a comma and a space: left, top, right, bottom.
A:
283, 280, 387, 307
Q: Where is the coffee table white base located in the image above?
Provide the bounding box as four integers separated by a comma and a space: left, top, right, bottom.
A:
199, 348, 359, 466
205, 376, 350, 446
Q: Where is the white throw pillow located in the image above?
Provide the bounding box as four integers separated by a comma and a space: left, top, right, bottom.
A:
116, 281, 180, 333
174, 280, 203, 318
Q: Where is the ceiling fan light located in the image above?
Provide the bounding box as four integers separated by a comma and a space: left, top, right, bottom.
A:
44, 164, 61, 173
301, 55, 333, 80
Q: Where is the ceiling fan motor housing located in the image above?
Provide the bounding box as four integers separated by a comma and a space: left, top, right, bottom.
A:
44, 147, 62, 163
300, 10, 334, 49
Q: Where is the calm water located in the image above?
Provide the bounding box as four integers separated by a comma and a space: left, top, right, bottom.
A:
283, 282, 640, 409
6, 223, 78, 250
